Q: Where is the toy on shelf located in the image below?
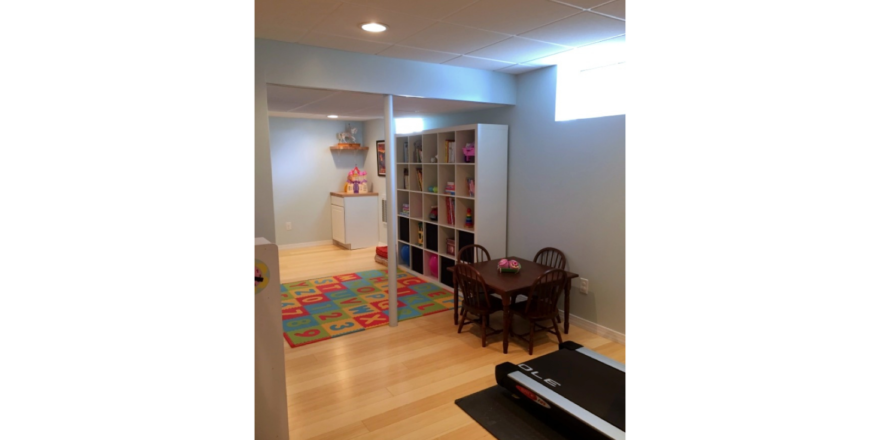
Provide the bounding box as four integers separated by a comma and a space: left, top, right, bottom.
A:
401, 245, 410, 265
465, 208, 473, 228
429, 254, 438, 278
467, 178, 475, 197
427, 185, 438, 193
344, 166, 368, 193
335, 123, 360, 148
446, 238, 455, 256
445, 182, 455, 195
418, 222, 424, 245
463, 143, 475, 163
429, 206, 438, 221
497, 259, 521, 274
401, 203, 410, 217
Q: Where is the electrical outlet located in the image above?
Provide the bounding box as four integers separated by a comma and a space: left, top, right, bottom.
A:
579, 278, 588, 294
285, 222, 292, 231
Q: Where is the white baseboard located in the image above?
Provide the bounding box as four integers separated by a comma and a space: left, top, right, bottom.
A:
277, 240, 333, 250
560, 310, 626, 345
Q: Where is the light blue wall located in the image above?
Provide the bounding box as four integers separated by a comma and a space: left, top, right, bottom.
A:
421, 67, 626, 334
269, 118, 367, 246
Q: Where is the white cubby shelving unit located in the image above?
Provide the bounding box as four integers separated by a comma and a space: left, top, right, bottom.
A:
395, 123, 508, 289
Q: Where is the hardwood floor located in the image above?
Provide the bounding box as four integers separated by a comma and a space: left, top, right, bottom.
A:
280, 244, 625, 440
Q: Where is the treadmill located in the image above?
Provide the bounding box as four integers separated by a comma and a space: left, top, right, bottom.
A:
495, 341, 625, 440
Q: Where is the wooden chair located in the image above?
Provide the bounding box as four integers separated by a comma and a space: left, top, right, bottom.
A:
533, 247, 567, 323
453, 244, 492, 324
534, 247, 566, 271
458, 244, 492, 265
454, 264, 503, 347
510, 269, 568, 355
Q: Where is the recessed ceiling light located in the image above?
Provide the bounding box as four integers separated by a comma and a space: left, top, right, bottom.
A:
360, 22, 387, 33
328, 115, 338, 118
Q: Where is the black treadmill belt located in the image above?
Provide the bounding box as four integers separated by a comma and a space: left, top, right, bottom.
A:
455, 385, 582, 440
517, 349, 625, 431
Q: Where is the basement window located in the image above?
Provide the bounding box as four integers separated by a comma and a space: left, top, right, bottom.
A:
554, 38, 625, 121
395, 118, 424, 134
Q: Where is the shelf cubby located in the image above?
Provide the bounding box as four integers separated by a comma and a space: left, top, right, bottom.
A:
423, 193, 438, 223
440, 256, 455, 287
424, 250, 439, 279
455, 164, 475, 198
438, 195, 455, 227
398, 217, 410, 243
397, 190, 410, 217
455, 130, 476, 164
422, 165, 438, 193
411, 164, 425, 192
411, 245, 424, 274
439, 226, 456, 258
455, 198, 475, 230
425, 223, 438, 252
409, 192, 423, 220
457, 230, 475, 262
422, 134, 438, 165
438, 132, 456, 164
410, 219, 425, 248
397, 164, 409, 190
396, 136, 409, 163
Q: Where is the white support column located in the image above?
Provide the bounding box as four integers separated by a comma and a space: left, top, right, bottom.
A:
384, 95, 398, 327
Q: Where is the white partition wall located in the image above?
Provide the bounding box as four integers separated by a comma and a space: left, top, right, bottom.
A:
255, 238, 289, 440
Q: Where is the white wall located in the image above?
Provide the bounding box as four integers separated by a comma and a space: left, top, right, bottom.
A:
269, 117, 367, 246
420, 66, 626, 334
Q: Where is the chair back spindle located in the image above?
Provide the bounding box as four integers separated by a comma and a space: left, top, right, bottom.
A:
524, 269, 568, 319
534, 247, 566, 270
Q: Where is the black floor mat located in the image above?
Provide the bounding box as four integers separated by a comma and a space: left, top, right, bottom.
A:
454, 385, 579, 440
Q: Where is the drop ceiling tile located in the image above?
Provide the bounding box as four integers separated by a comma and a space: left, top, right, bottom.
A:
443, 56, 514, 71
496, 64, 545, 75
466, 37, 569, 64
548, 0, 609, 9
299, 32, 392, 55
342, 0, 481, 20
310, 2, 435, 44
443, 0, 581, 35
273, 0, 343, 30
592, 0, 624, 20
376, 45, 460, 63
519, 11, 624, 47
397, 22, 510, 54
256, 25, 308, 44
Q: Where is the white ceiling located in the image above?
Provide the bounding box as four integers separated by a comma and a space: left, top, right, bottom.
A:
256, 0, 625, 75
266, 85, 509, 120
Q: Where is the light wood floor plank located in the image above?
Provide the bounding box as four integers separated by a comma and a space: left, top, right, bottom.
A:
279, 244, 626, 440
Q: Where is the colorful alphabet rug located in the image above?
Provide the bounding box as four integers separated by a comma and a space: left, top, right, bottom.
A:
281, 269, 454, 348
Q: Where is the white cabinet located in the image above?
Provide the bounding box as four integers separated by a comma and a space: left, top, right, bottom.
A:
330, 192, 379, 250
331, 205, 345, 243
395, 123, 508, 288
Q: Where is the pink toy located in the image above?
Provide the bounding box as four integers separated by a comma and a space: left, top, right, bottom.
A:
463, 143, 475, 163
429, 255, 438, 278
498, 259, 521, 273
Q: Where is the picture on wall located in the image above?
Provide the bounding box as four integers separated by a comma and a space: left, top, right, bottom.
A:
377, 140, 386, 176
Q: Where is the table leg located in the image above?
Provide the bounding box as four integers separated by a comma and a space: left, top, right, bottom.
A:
564, 280, 571, 334
503, 293, 510, 354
